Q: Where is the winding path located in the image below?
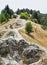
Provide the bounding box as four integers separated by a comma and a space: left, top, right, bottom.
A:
0, 16, 47, 65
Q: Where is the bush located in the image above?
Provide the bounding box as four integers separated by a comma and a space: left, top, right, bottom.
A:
20, 12, 30, 20
41, 25, 47, 30
25, 22, 32, 34
0, 14, 7, 23
32, 19, 38, 23
13, 14, 17, 18
40, 17, 47, 26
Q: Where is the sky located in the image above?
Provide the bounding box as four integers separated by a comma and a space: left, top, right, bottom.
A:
0, 0, 47, 14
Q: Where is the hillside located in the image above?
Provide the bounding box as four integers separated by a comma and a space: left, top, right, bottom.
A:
0, 3, 47, 65
19, 21, 47, 48
0, 17, 47, 65
0, 17, 47, 48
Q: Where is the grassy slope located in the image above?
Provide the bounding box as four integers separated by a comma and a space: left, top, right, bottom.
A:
0, 18, 15, 30
19, 21, 47, 48
0, 19, 47, 48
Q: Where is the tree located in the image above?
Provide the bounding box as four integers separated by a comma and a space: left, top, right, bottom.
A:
20, 12, 30, 20
36, 11, 41, 24
32, 11, 38, 19
0, 14, 7, 23
40, 17, 47, 26
30, 9, 33, 14
16, 8, 32, 15
32, 19, 38, 23
16, 9, 21, 15
1, 5, 14, 18
25, 22, 32, 34
0, 5, 14, 23
32, 10, 41, 24
25, 8, 30, 14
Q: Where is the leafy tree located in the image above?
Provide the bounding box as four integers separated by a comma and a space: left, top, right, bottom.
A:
32, 11, 38, 19
0, 5, 14, 23
30, 9, 33, 14
41, 25, 47, 30
20, 12, 30, 20
13, 14, 17, 18
32, 10, 41, 24
32, 19, 38, 23
16, 9, 21, 15
1, 5, 14, 18
25, 8, 30, 14
16, 8, 32, 15
25, 22, 32, 34
40, 17, 47, 26
37, 11, 41, 24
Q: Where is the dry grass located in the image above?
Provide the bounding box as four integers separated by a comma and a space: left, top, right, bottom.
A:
0, 18, 15, 30
0, 18, 22, 30
36, 55, 47, 65
0, 19, 47, 48
19, 21, 47, 48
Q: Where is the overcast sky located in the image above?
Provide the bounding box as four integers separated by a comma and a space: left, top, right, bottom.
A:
0, 0, 47, 13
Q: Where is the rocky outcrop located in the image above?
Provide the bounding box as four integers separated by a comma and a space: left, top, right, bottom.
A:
22, 46, 44, 64
0, 38, 45, 65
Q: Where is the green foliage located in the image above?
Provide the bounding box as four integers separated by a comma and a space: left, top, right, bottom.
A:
41, 25, 47, 30
20, 12, 30, 20
40, 17, 47, 26
13, 14, 17, 18
41, 14, 47, 17
1, 5, 14, 19
30, 9, 33, 14
0, 14, 7, 23
0, 5, 14, 23
16, 8, 32, 15
0, 5, 47, 30
25, 22, 32, 34
32, 10, 41, 23
32, 19, 38, 23
16, 9, 21, 15
32, 11, 38, 19
40, 17, 47, 30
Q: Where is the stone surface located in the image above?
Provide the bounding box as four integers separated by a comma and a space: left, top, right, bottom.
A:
0, 38, 45, 65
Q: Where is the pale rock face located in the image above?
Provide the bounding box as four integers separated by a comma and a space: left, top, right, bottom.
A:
0, 38, 45, 65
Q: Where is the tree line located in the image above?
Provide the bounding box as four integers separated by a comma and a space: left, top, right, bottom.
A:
0, 5, 47, 30
0, 5, 14, 23
16, 8, 47, 30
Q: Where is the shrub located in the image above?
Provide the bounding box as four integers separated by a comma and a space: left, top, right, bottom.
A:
0, 14, 7, 23
41, 25, 47, 30
25, 22, 32, 34
32, 19, 38, 23
40, 17, 47, 26
20, 12, 30, 20
13, 14, 17, 18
